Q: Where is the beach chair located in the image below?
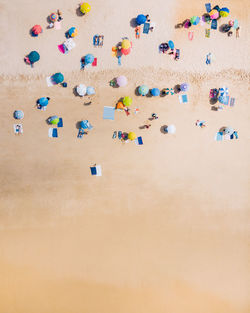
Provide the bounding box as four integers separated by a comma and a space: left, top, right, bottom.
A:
93, 35, 99, 46
230, 97, 235, 107
99, 36, 104, 46
77, 128, 85, 138
57, 118, 63, 127
205, 29, 210, 38
211, 19, 217, 30
175, 49, 180, 60
205, 3, 211, 13
143, 23, 150, 34
118, 56, 121, 66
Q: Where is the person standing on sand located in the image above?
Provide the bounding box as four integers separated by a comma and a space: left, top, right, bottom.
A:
144, 120, 151, 129
236, 27, 240, 38
151, 113, 158, 120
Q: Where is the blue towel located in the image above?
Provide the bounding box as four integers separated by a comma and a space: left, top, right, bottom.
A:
57, 118, 63, 127
211, 19, 217, 30
52, 128, 58, 137
233, 131, 238, 139
103, 106, 115, 120
215, 132, 223, 141
118, 56, 121, 66
136, 136, 143, 145
143, 23, 150, 34
90, 167, 97, 175
205, 3, 211, 13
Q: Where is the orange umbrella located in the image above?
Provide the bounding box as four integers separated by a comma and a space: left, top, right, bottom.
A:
121, 47, 131, 55
116, 102, 124, 110
32, 25, 42, 35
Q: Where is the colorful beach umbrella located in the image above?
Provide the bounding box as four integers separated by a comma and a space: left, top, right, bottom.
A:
76, 84, 87, 96
80, 3, 91, 14
14, 110, 24, 119
128, 132, 136, 141
163, 88, 174, 95
80, 120, 90, 129
32, 25, 42, 35
86, 86, 95, 95
180, 83, 189, 92
84, 53, 94, 64
150, 88, 160, 97
121, 39, 131, 49
190, 16, 200, 25
209, 9, 219, 20
121, 48, 131, 55
220, 7, 229, 17
28, 51, 40, 64
52, 72, 64, 84
123, 96, 132, 107
49, 116, 59, 125
165, 124, 176, 134
116, 76, 128, 87
68, 27, 78, 38
49, 13, 58, 22
38, 97, 49, 107
138, 85, 149, 96
136, 14, 147, 25
224, 127, 234, 135
168, 40, 174, 50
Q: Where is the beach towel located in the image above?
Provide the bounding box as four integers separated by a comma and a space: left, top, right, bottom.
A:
205, 29, 210, 38
215, 132, 223, 141
143, 22, 150, 34
13, 124, 23, 134
46, 76, 54, 87
118, 56, 121, 66
48, 128, 58, 138
205, 3, 211, 13
90, 165, 102, 176
188, 31, 194, 40
233, 19, 239, 29
211, 19, 217, 30
58, 44, 65, 54
54, 21, 61, 30
135, 136, 143, 145
93, 35, 99, 46
92, 58, 97, 66
112, 131, 117, 139
57, 118, 63, 127
179, 94, 188, 103
103, 106, 115, 120
233, 131, 238, 139
230, 97, 235, 107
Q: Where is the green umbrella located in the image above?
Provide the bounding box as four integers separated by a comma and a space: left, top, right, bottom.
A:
123, 96, 132, 107
49, 116, 59, 125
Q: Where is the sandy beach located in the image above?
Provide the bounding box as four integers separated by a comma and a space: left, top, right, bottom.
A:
0, 0, 250, 312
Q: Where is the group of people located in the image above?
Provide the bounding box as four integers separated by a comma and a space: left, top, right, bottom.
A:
49, 9, 63, 28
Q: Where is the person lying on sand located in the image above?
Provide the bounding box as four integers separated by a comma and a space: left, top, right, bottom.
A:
135, 26, 140, 39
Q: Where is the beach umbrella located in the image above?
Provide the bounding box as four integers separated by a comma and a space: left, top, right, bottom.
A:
121, 48, 131, 55
84, 53, 94, 64
76, 84, 87, 96
49, 13, 58, 22
233, 19, 239, 29
116, 102, 124, 110
184, 19, 191, 28
121, 39, 131, 49
52, 72, 64, 84
80, 3, 91, 14
209, 9, 219, 20
14, 110, 24, 119
165, 124, 176, 134
220, 7, 229, 17
116, 76, 128, 87
150, 88, 160, 97
49, 116, 59, 125
28, 51, 40, 64
180, 83, 189, 92
128, 132, 136, 141
168, 40, 174, 50
68, 27, 78, 37
163, 88, 174, 95
32, 25, 42, 35
138, 85, 149, 96
86, 86, 95, 95
80, 120, 90, 129
136, 14, 147, 25
190, 16, 200, 25
123, 96, 132, 107
38, 97, 49, 107
224, 127, 234, 135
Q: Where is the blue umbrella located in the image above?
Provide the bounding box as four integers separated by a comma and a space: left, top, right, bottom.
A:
138, 85, 149, 96
14, 110, 24, 119
28, 51, 40, 64
84, 54, 94, 64
168, 40, 174, 50
86, 86, 95, 95
38, 97, 49, 107
151, 88, 160, 96
136, 14, 147, 25
80, 120, 90, 129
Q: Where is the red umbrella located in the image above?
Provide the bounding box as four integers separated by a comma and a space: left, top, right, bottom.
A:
32, 25, 42, 35
121, 47, 131, 55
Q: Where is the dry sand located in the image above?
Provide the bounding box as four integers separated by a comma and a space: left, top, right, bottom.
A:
0, 0, 250, 312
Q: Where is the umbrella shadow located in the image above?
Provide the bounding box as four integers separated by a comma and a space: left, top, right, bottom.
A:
29, 29, 37, 37
174, 84, 181, 93
160, 91, 167, 98
76, 121, 82, 129
73, 87, 79, 97
110, 78, 118, 88
210, 97, 218, 105
76, 7, 84, 17
146, 90, 153, 98
219, 126, 226, 132
160, 125, 168, 134
46, 118, 52, 125
219, 24, 231, 33
134, 87, 141, 96
175, 23, 183, 29
84, 101, 92, 106
130, 18, 137, 28
139, 125, 146, 130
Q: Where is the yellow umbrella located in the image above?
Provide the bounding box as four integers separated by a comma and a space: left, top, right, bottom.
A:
80, 3, 91, 14
121, 39, 131, 49
128, 132, 136, 141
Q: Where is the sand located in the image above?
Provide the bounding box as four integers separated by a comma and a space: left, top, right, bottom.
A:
0, 0, 250, 312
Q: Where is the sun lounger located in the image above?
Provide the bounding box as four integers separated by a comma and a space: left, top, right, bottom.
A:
48, 128, 58, 138
57, 118, 63, 127
135, 136, 143, 145
211, 19, 217, 30
103, 106, 115, 120
13, 124, 23, 134
92, 58, 97, 66
230, 97, 235, 107
215, 132, 223, 141
143, 22, 150, 34
179, 94, 188, 103
118, 56, 121, 66
118, 131, 122, 140
93, 35, 99, 46
90, 165, 102, 176
205, 3, 211, 13
205, 29, 210, 38
188, 31, 194, 40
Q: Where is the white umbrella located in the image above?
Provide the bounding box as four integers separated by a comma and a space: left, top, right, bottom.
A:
166, 124, 176, 134
76, 84, 86, 96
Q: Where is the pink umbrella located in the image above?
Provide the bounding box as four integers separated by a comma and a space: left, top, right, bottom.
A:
121, 48, 131, 55
116, 75, 128, 87
209, 10, 219, 20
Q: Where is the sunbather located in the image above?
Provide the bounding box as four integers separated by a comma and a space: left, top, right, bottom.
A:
99, 35, 104, 46
236, 27, 240, 38
135, 26, 140, 39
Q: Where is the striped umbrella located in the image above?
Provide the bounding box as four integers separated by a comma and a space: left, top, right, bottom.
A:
164, 88, 174, 95
49, 13, 58, 22
14, 110, 24, 119
190, 16, 200, 25
209, 9, 219, 20
220, 7, 230, 17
